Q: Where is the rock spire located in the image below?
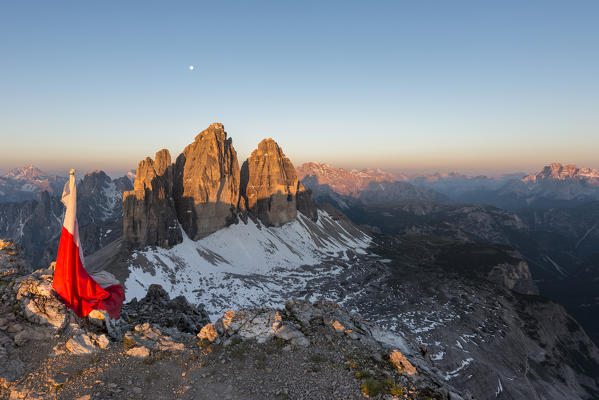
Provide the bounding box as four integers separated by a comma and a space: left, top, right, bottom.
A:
240, 139, 299, 226
174, 123, 240, 240
122, 149, 182, 249
123, 124, 318, 249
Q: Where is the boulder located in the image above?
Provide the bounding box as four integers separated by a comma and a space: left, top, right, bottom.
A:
197, 323, 218, 342
389, 349, 418, 375
14, 268, 68, 330
65, 333, 98, 355
212, 308, 310, 346
273, 324, 309, 347
125, 323, 184, 353
126, 345, 150, 358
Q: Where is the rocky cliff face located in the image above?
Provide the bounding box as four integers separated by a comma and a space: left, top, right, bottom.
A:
296, 182, 318, 221
123, 124, 318, 248
174, 123, 240, 240
122, 150, 182, 249
240, 139, 299, 226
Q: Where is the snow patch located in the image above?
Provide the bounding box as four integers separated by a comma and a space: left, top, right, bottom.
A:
495, 377, 503, 396
443, 358, 474, 381
545, 255, 567, 276
124, 210, 371, 319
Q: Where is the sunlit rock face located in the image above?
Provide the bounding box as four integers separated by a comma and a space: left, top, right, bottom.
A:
122, 149, 182, 249
123, 124, 319, 248
240, 139, 299, 227
174, 123, 240, 240
522, 162, 599, 183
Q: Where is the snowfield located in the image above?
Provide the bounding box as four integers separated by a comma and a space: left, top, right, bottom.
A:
124, 210, 371, 319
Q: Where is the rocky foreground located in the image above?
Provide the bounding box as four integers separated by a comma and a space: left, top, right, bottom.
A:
0, 262, 466, 400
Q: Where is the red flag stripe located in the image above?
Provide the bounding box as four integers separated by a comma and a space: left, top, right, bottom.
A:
52, 171, 124, 319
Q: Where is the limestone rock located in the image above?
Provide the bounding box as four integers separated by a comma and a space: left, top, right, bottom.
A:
122, 149, 182, 249
0, 240, 29, 278
197, 323, 218, 342
487, 259, 539, 295
214, 309, 282, 343
126, 323, 184, 353
120, 284, 210, 333
390, 349, 418, 375
14, 269, 68, 330
94, 333, 110, 349
211, 307, 310, 347
126, 345, 150, 358
174, 123, 240, 239
240, 139, 299, 226
273, 324, 309, 347
296, 182, 318, 221
65, 333, 97, 355
121, 124, 318, 249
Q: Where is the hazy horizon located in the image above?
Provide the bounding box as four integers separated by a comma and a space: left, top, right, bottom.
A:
0, 145, 590, 181
2, 2, 598, 177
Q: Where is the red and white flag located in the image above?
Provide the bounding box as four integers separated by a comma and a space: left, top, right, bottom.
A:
53, 169, 125, 319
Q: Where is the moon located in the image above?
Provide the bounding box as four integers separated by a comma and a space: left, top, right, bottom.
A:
189, 65, 195, 71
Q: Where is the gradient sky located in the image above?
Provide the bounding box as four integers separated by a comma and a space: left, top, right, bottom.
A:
1, 1, 598, 178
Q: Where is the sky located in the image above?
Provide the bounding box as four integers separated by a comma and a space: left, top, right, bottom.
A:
1, 1, 598, 178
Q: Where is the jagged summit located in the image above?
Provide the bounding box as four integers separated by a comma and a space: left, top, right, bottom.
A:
0, 165, 67, 203
122, 123, 318, 249
240, 138, 300, 226
296, 162, 397, 196
122, 149, 181, 249
175, 123, 240, 240
523, 162, 599, 183
4, 165, 47, 180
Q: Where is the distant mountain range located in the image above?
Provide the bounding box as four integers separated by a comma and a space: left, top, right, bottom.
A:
298, 162, 599, 210
296, 162, 447, 207
0, 165, 67, 203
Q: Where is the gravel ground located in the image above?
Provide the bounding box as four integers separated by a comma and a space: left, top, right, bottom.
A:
1, 320, 445, 400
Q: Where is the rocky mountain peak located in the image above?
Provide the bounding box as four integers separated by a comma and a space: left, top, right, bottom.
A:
123, 149, 182, 249
79, 170, 111, 190
523, 163, 599, 183
240, 138, 300, 226
189, 122, 229, 151
174, 123, 240, 240
0, 166, 67, 202
297, 162, 397, 197
132, 157, 158, 191
4, 165, 46, 180
122, 124, 318, 248
153, 149, 171, 176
